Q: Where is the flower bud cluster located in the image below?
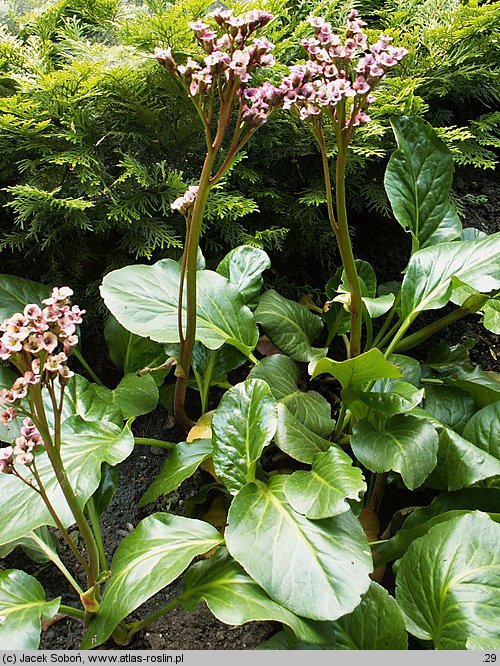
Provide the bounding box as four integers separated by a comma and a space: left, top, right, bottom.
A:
171, 185, 199, 215
0, 417, 43, 472
0, 287, 84, 459
280, 11, 407, 124
155, 9, 282, 129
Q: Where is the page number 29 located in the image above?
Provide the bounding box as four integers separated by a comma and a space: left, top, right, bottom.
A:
484, 655, 497, 662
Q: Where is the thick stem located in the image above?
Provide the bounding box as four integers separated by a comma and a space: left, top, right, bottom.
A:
59, 605, 85, 621
29, 531, 84, 596
72, 348, 104, 386
335, 144, 362, 358
125, 598, 180, 643
372, 292, 401, 349
85, 497, 108, 572
134, 437, 175, 449
31, 385, 100, 591
392, 294, 490, 353
173, 149, 217, 430
315, 122, 338, 234
28, 464, 88, 574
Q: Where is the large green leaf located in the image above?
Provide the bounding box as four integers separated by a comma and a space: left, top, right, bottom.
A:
351, 415, 438, 490
274, 403, 331, 464
216, 245, 270, 311
343, 381, 424, 417
0, 570, 59, 649
212, 379, 277, 494
0, 274, 49, 321
81, 513, 223, 648
443, 366, 500, 408
283, 448, 366, 519
100, 259, 259, 356
248, 355, 335, 437
463, 401, 500, 457
48, 374, 122, 427
309, 349, 401, 389
0, 417, 134, 545
101, 372, 159, 419
401, 232, 500, 320
0, 527, 59, 564
373, 488, 500, 566
423, 385, 476, 434
385, 116, 461, 250
328, 582, 408, 649
482, 298, 500, 334
225, 476, 372, 621
139, 439, 212, 507
104, 315, 167, 374
180, 548, 334, 646
254, 290, 326, 362
396, 512, 500, 649
427, 427, 500, 491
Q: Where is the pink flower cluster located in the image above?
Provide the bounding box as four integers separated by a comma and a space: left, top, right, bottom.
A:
155, 9, 282, 128
0, 287, 84, 429
0, 417, 43, 472
280, 11, 407, 124
171, 185, 199, 215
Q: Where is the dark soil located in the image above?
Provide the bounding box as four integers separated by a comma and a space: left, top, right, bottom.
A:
2, 165, 498, 651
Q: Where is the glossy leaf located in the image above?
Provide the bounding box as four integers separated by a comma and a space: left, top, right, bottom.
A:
180, 548, 334, 646
423, 385, 476, 434
255, 290, 326, 362
274, 403, 331, 464
482, 298, 500, 334
328, 582, 408, 650
362, 293, 395, 318
396, 512, 500, 649
81, 513, 223, 648
343, 381, 424, 417
0, 275, 48, 321
107, 372, 159, 419
50, 374, 122, 427
212, 379, 277, 494
467, 638, 500, 650
373, 488, 500, 566
401, 232, 500, 320
387, 354, 422, 387
101, 259, 258, 356
284, 448, 366, 518
104, 315, 167, 374
385, 116, 461, 250
0, 569, 59, 649
248, 355, 334, 437
225, 476, 372, 621
139, 439, 213, 507
309, 349, 401, 389
216, 245, 270, 310
427, 428, 500, 491
463, 401, 500, 457
351, 415, 438, 490
443, 366, 500, 408
0, 417, 134, 545
373, 510, 480, 567
0, 527, 59, 564
90, 463, 120, 516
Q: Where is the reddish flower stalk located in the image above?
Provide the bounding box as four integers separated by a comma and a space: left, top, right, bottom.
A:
281, 11, 407, 358
156, 8, 287, 429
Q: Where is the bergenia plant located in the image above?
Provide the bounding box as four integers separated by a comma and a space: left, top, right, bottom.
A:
280, 11, 407, 359
154, 8, 286, 429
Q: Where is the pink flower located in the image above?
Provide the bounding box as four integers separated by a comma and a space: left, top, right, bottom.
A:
0, 408, 17, 424
0, 446, 14, 474
171, 186, 199, 215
